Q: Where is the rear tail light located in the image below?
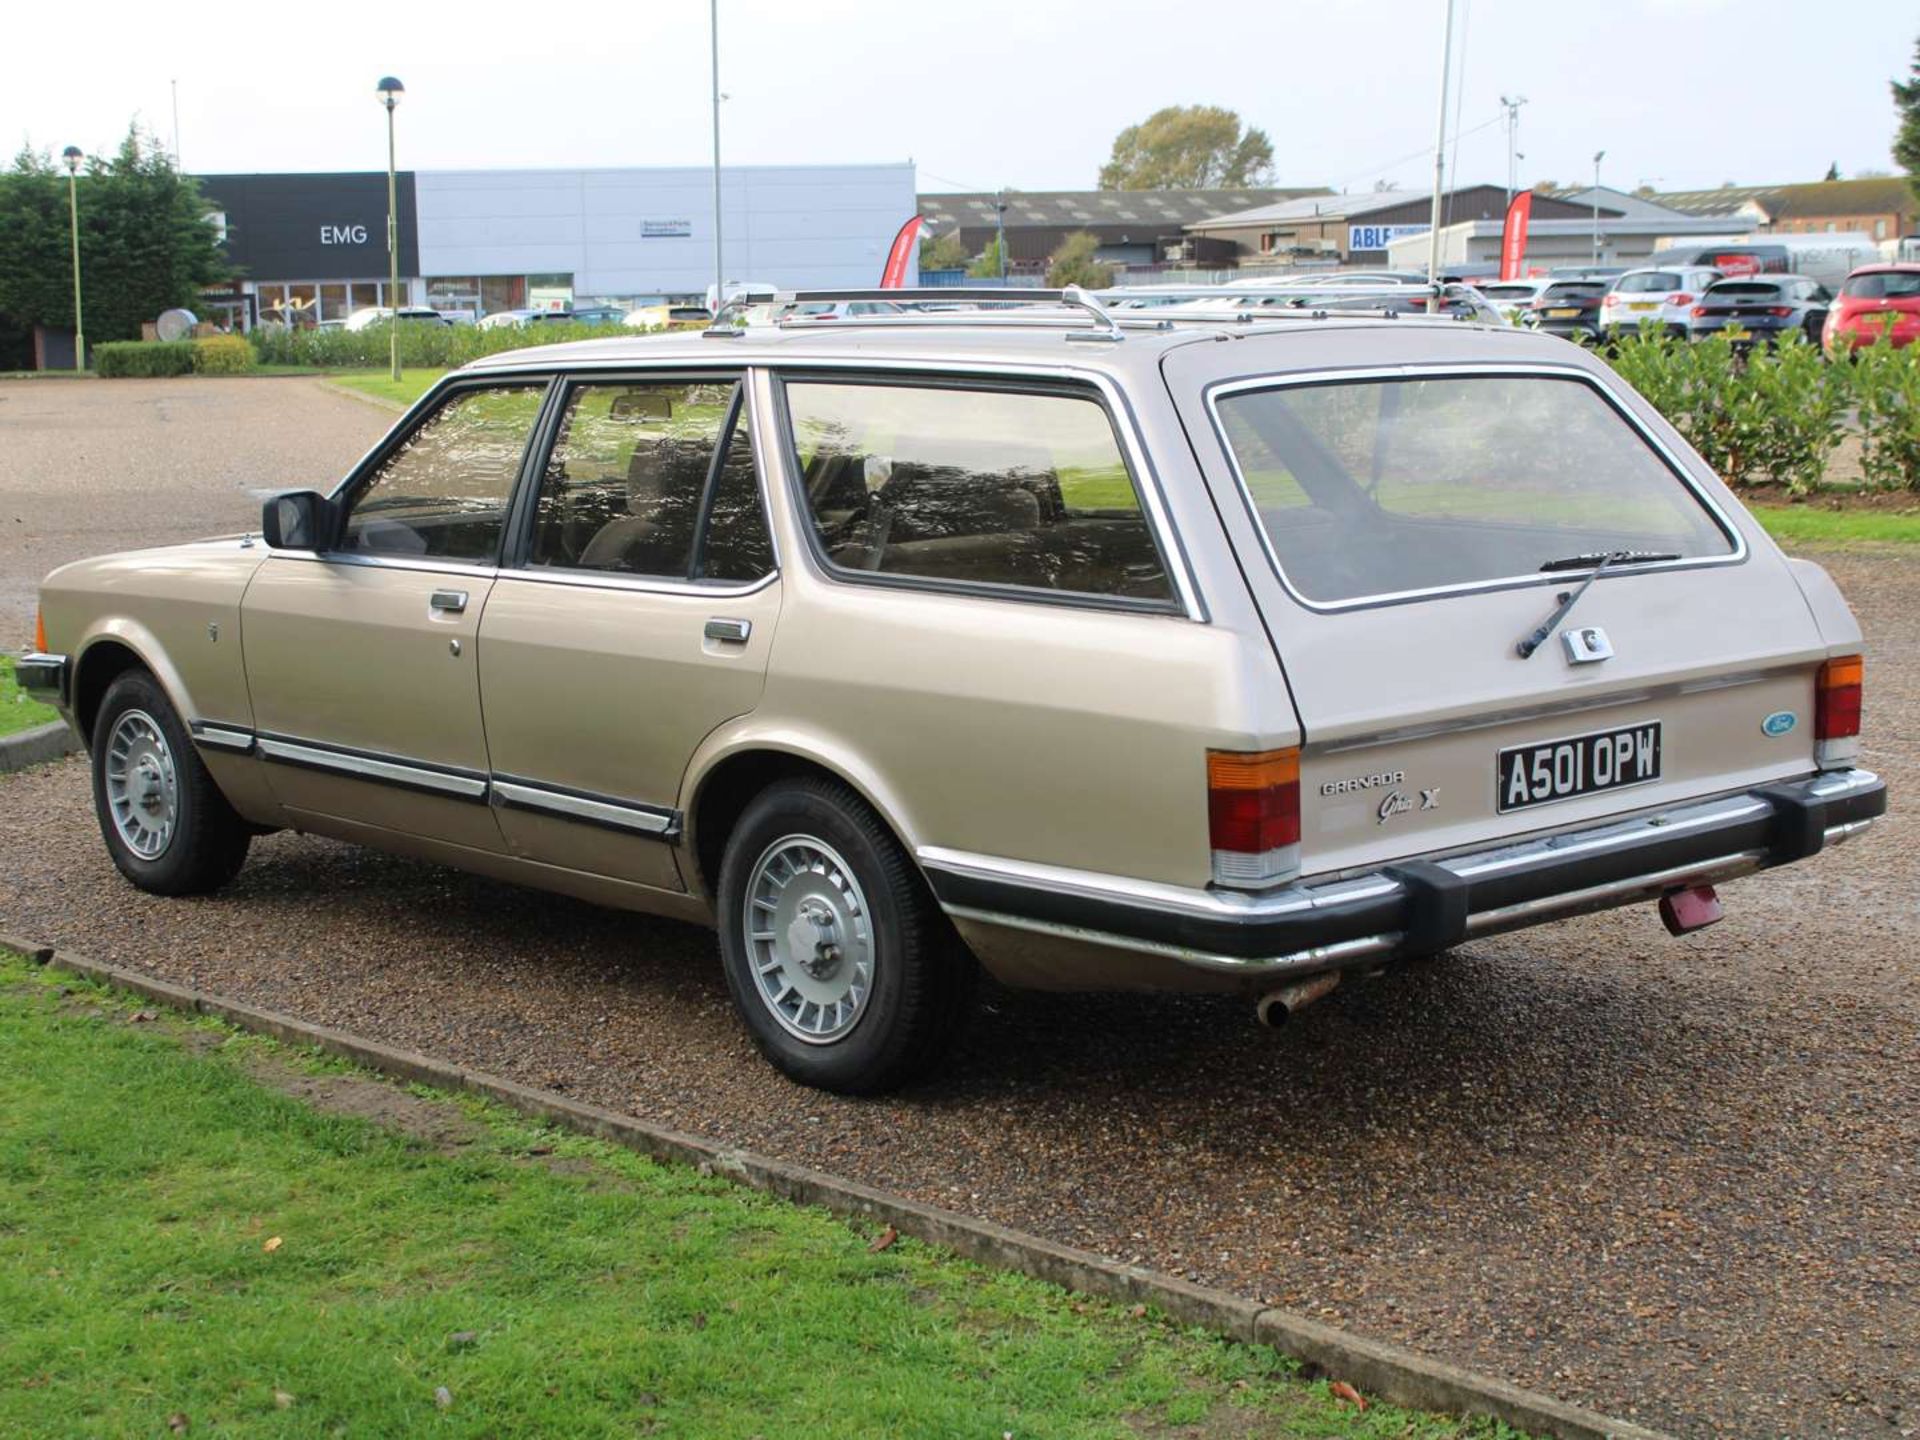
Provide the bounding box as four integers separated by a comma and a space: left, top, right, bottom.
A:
1668, 292, 1693, 306
1208, 746, 1300, 888
1815, 654, 1863, 768
1767, 306, 1793, 318
33, 608, 47, 653
1691, 305, 1709, 318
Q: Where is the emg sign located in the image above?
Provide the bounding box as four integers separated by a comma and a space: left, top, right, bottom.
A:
1348, 223, 1430, 251
320, 224, 371, 245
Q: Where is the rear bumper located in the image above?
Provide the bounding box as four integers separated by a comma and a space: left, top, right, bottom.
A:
15, 652, 68, 708
922, 768, 1887, 980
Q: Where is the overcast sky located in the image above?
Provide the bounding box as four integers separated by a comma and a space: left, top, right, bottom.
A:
8, 0, 1915, 198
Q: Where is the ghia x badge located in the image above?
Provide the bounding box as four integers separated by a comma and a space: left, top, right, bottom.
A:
1377, 787, 1441, 824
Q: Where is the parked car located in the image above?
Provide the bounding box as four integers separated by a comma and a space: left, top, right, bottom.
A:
21, 290, 1884, 1093
1821, 264, 1920, 355
477, 309, 539, 330
342, 306, 452, 332
1600, 265, 1721, 338
563, 306, 627, 326
1688, 274, 1831, 347
1521, 279, 1609, 340
1475, 278, 1554, 324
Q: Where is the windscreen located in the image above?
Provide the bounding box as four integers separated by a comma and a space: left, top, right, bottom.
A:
1213, 374, 1735, 606
1842, 271, 1920, 299
1614, 272, 1681, 294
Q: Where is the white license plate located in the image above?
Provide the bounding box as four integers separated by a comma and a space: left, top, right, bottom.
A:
1498, 723, 1663, 812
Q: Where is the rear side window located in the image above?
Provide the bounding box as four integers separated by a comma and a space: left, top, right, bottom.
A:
782, 380, 1175, 606
1212, 374, 1735, 607
339, 384, 546, 564
527, 380, 772, 582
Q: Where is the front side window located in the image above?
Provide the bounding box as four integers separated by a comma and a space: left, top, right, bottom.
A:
528, 380, 772, 582
783, 380, 1175, 606
1213, 374, 1735, 607
339, 384, 546, 563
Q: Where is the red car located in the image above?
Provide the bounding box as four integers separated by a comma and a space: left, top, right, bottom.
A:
1822, 264, 1920, 355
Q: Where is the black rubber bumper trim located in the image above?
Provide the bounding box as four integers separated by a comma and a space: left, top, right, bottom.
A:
926, 772, 1888, 964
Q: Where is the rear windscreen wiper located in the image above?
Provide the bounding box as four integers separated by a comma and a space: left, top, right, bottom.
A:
1516, 550, 1681, 659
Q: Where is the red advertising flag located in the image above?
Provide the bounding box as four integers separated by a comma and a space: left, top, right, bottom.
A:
879, 215, 925, 289
1499, 192, 1534, 282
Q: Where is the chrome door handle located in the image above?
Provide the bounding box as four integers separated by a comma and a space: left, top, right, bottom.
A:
704, 617, 751, 643
430, 589, 469, 614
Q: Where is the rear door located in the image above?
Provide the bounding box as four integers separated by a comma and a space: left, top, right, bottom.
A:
474, 372, 780, 891
1163, 337, 1829, 876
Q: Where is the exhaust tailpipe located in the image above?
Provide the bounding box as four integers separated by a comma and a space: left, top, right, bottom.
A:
1255, 972, 1341, 1028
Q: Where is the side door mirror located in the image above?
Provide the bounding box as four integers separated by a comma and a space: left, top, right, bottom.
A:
261, 490, 335, 551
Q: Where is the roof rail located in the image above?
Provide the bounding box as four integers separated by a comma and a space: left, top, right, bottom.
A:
775, 286, 1127, 343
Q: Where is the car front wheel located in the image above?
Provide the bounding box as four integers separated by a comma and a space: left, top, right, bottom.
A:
90, 669, 250, 895
716, 776, 972, 1094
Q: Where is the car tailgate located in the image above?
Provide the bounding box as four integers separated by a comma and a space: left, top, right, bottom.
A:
1162, 334, 1830, 877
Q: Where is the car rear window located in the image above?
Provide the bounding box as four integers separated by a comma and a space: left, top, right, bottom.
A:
1211, 374, 1735, 607
1707, 282, 1781, 299
1614, 272, 1681, 293
1542, 283, 1604, 301
1842, 271, 1920, 299
1479, 284, 1538, 301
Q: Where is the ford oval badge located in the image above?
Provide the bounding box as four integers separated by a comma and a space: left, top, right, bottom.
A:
1761, 710, 1797, 737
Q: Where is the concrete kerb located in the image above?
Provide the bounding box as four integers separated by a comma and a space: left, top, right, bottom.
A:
12, 938, 1673, 1440
0, 720, 79, 773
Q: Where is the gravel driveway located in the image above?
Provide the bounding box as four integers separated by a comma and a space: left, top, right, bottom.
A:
0, 377, 386, 643
2, 379, 1914, 1439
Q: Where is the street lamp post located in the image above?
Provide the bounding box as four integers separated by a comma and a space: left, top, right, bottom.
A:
377, 77, 405, 382
61, 147, 85, 372
994, 192, 1008, 281
1591, 150, 1606, 266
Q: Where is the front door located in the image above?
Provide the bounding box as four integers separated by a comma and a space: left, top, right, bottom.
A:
476, 373, 781, 891
242, 378, 551, 852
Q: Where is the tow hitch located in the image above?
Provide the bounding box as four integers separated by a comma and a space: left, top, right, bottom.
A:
1659, 884, 1724, 936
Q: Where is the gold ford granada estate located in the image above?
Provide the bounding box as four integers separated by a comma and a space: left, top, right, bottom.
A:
19, 289, 1887, 1093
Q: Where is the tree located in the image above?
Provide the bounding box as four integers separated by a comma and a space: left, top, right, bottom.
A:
1895, 35, 1920, 208
1824, 161, 1842, 181
1097, 105, 1274, 190
917, 230, 968, 272
966, 235, 1007, 279
1045, 232, 1113, 289
0, 125, 228, 346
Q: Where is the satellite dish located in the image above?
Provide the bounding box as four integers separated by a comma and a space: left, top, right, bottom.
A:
156, 308, 197, 341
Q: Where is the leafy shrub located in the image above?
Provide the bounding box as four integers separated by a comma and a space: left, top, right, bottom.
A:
1850, 334, 1920, 491
190, 334, 253, 374
1743, 335, 1847, 496
93, 340, 195, 378
248, 319, 636, 370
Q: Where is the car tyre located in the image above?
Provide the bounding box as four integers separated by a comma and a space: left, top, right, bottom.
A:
90, 669, 250, 896
716, 776, 972, 1094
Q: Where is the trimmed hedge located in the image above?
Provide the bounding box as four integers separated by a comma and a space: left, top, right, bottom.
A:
249, 319, 645, 370
192, 334, 253, 374
93, 340, 196, 378
1606, 327, 1920, 493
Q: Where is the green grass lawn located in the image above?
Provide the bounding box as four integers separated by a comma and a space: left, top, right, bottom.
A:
0, 656, 59, 737
0, 953, 1518, 1440
326, 368, 448, 408
1748, 504, 1920, 547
